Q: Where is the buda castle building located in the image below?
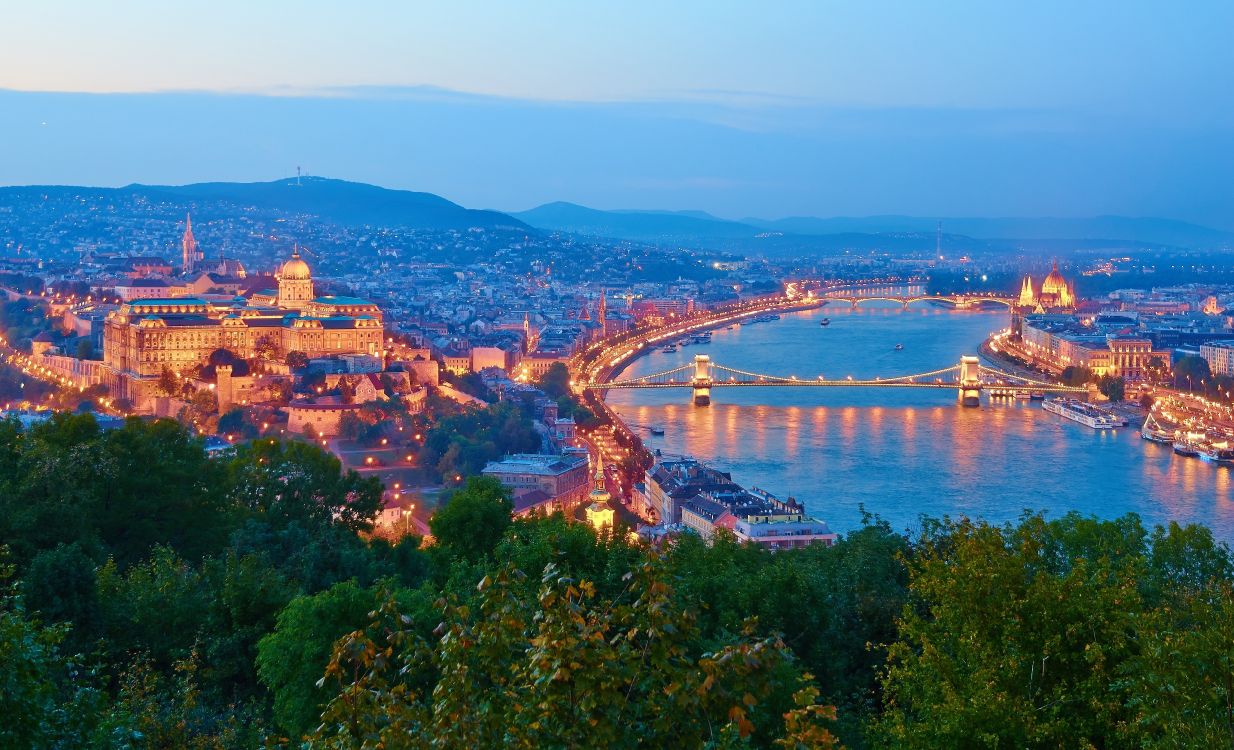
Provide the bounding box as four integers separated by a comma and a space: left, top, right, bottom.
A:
103, 248, 383, 405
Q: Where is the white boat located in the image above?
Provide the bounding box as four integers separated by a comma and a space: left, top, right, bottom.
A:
1173, 441, 1200, 457
1199, 444, 1234, 463
1042, 398, 1120, 429
661, 344, 677, 353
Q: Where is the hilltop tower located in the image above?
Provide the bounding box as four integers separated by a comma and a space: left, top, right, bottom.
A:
181, 213, 202, 274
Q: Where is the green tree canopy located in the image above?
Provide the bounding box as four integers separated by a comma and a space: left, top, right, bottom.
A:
429, 476, 514, 563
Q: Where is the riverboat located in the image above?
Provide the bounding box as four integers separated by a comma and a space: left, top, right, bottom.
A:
1199, 442, 1234, 464
1173, 441, 1201, 457
649, 426, 665, 436
1042, 398, 1121, 429
1140, 413, 1173, 444
819, 318, 830, 326
661, 344, 677, 353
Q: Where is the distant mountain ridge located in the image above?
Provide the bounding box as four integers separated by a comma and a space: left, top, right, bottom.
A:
514, 202, 760, 241
514, 202, 1234, 250
0, 177, 530, 232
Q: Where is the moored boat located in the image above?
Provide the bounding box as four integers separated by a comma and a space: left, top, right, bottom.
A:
1042, 397, 1121, 429
1173, 441, 1200, 457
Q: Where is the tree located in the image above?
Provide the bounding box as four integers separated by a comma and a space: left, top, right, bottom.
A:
1060, 365, 1092, 387
1145, 355, 1167, 383
286, 351, 309, 371
1174, 355, 1211, 390
308, 560, 840, 748
337, 411, 364, 441
1097, 374, 1125, 402
74, 337, 93, 360
0, 549, 73, 750
254, 334, 278, 360
225, 439, 382, 533
20, 543, 100, 648
337, 376, 356, 405
156, 367, 181, 397
538, 361, 571, 398
429, 476, 513, 563
875, 513, 1148, 748
256, 580, 378, 737
218, 407, 247, 436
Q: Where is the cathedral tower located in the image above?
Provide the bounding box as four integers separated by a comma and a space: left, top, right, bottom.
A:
181, 213, 202, 274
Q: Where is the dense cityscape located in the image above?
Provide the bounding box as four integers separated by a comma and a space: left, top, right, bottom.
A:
5, 3, 1234, 748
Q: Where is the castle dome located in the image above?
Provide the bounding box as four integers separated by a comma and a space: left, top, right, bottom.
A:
279, 247, 311, 280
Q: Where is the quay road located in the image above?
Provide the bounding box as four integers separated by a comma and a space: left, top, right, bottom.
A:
0, 333, 126, 416
570, 291, 828, 493
572, 291, 824, 403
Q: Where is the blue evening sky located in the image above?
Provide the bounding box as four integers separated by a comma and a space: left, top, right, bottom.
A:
1, 1, 1232, 226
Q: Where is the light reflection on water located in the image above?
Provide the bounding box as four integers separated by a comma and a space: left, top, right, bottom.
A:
607, 304, 1234, 540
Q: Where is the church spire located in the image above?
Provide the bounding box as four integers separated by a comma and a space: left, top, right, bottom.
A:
181, 212, 200, 275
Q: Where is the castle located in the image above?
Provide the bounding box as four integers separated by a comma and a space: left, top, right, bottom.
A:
103, 247, 383, 407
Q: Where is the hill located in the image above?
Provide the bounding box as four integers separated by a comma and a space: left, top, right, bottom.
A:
512, 202, 763, 242
515, 201, 1234, 251
744, 214, 1234, 249
0, 177, 529, 232
133, 177, 529, 231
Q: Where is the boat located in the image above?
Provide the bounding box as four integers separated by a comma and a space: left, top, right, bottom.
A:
1173, 441, 1201, 457
1140, 412, 1172, 443
819, 318, 831, 326
661, 344, 677, 353
1015, 391, 1033, 400
1029, 391, 1045, 400
1199, 443, 1234, 464
894, 343, 904, 350
649, 426, 665, 436
1041, 398, 1121, 429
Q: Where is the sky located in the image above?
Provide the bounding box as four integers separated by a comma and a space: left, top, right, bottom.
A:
2, 1, 1232, 226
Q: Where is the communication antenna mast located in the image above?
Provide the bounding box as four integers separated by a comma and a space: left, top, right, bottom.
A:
936, 221, 942, 258
296, 166, 302, 186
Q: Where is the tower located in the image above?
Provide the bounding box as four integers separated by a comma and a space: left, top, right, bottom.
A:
585, 455, 615, 529
1017, 275, 1036, 308
598, 291, 607, 334
276, 245, 314, 310
936, 220, 942, 259
181, 213, 202, 274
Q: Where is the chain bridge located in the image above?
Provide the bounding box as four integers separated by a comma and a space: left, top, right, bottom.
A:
582, 354, 1087, 406
819, 292, 1016, 309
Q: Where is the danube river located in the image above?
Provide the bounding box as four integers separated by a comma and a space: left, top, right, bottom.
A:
606, 303, 1234, 541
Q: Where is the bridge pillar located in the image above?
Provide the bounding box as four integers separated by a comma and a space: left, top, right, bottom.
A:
958, 355, 981, 407
692, 354, 712, 406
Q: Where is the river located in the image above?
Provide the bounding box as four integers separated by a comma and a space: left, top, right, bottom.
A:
605, 302, 1234, 541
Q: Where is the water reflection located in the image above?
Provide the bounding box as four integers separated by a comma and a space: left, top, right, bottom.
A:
609, 305, 1234, 540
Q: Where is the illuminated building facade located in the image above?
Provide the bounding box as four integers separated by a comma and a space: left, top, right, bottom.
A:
102, 250, 384, 405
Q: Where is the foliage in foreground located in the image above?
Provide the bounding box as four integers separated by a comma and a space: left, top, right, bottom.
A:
2, 413, 1234, 748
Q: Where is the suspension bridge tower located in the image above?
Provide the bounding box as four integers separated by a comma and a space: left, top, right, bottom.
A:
692, 354, 713, 406
959, 355, 982, 407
